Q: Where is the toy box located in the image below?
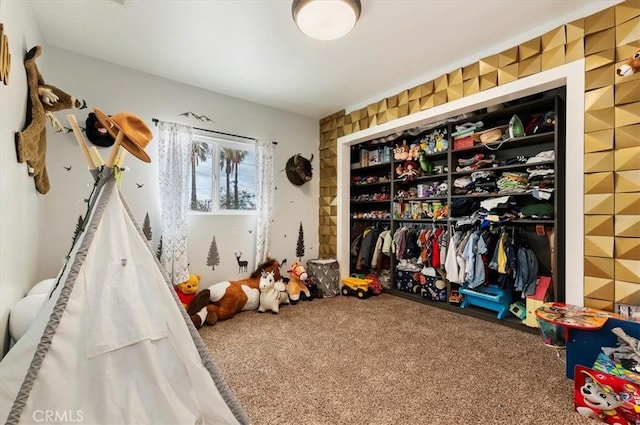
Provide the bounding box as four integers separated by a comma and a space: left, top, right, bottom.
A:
453, 135, 474, 150
574, 365, 640, 424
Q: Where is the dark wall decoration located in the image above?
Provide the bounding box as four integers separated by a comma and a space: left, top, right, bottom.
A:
285, 154, 314, 186
156, 236, 163, 261
142, 212, 152, 241
234, 251, 248, 273
296, 221, 305, 261
179, 111, 215, 123
207, 236, 220, 271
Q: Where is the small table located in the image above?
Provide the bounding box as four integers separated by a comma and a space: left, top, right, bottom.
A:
535, 302, 610, 348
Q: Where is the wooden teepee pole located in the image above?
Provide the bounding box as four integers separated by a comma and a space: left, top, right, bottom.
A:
106, 131, 124, 168
66, 114, 97, 170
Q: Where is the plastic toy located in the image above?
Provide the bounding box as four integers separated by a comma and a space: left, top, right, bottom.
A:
258, 270, 290, 314
340, 276, 373, 299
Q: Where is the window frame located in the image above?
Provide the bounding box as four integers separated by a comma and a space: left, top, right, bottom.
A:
189, 133, 257, 216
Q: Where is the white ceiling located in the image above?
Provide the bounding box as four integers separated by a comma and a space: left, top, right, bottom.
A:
31, 0, 619, 120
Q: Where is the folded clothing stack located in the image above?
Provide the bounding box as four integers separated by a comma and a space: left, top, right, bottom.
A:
497, 171, 528, 194
456, 154, 497, 171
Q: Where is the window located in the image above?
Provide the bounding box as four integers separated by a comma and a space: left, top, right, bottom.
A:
190, 135, 256, 213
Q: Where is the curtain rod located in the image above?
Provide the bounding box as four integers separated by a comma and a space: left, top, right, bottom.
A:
151, 118, 277, 145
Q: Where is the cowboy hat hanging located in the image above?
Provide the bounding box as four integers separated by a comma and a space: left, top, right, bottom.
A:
285, 153, 313, 186
93, 107, 152, 163
85, 112, 115, 147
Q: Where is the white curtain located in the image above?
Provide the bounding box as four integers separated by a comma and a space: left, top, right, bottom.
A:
255, 139, 274, 266
157, 121, 192, 285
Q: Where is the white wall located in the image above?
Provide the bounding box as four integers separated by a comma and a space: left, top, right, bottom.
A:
0, 1, 46, 356
40, 47, 319, 290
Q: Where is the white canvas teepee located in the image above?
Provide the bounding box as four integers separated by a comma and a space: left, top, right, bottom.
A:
0, 171, 249, 425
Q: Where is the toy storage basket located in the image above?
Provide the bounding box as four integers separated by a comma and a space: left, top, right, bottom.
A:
536, 318, 566, 348
307, 259, 340, 297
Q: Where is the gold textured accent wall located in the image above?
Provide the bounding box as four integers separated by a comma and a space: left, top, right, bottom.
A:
317, 0, 640, 311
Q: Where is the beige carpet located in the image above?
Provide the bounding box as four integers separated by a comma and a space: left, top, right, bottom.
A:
202, 294, 592, 425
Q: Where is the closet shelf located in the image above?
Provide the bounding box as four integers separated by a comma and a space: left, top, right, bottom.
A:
451, 132, 554, 154
394, 173, 448, 183
394, 196, 448, 202
450, 192, 552, 199
351, 162, 392, 173
351, 181, 391, 188
450, 160, 555, 176
351, 200, 392, 205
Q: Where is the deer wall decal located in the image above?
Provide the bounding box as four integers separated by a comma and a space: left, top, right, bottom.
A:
234, 252, 248, 273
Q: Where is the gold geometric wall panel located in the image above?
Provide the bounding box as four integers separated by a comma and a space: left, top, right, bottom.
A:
615, 102, 640, 126
585, 193, 615, 214
519, 55, 541, 78
585, 256, 615, 279
463, 78, 480, 96
585, 107, 616, 132
585, 151, 614, 173
615, 259, 640, 282
584, 276, 614, 300
566, 18, 585, 42
480, 71, 498, 91
498, 46, 518, 67
585, 48, 615, 71
434, 75, 448, 92
448, 68, 463, 86
585, 86, 614, 111
542, 26, 566, 51
447, 83, 463, 101
463, 62, 479, 80
616, 193, 640, 215
615, 215, 640, 237
566, 38, 586, 62
615, 0, 640, 25
586, 64, 615, 90
615, 170, 640, 192
615, 79, 640, 105
615, 237, 640, 260
585, 28, 616, 55
498, 64, 518, 85
585, 6, 616, 35
615, 144, 640, 167
615, 124, 640, 149
542, 46, 566, 71
585, 235, 615, 257
616, 16, 640, 45
585, 214, 614, 236
585, 171, 614, 193
420, 81, 434, 96
479, 55, 499, 75
519, 37, 541, 60
585, 129, 614, 153
614, 280, 640, 305
584, 298, 614, 310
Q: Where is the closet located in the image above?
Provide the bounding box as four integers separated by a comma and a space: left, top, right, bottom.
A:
348, 87, 565, 329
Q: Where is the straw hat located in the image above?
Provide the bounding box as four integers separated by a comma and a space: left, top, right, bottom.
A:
93, 108, 152, 163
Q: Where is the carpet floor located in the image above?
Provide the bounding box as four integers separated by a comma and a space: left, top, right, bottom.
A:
201, 294, 593, 425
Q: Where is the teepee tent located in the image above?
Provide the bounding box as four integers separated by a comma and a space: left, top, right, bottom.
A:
0, 112, 249, 425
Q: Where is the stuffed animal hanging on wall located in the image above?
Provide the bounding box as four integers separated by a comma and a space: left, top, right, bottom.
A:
616, 48, 640, 77
15, 45, 86, 194
285, 153, 313, 186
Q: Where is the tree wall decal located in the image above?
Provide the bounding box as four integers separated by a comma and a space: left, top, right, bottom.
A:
71, 215, 84, 248
207, 236, 220, 270
156, 236, 163, 261
142, 212, 152, 241
296, 221, 305, 261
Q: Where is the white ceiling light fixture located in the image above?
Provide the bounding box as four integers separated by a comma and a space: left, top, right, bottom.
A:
292, 0, 362, 41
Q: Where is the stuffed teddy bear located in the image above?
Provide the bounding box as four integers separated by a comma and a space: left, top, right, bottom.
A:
175, 274, 200, 309
15, 46, 86, 194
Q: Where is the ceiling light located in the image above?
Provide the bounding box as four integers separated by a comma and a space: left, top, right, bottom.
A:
292, 0, 361, 41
